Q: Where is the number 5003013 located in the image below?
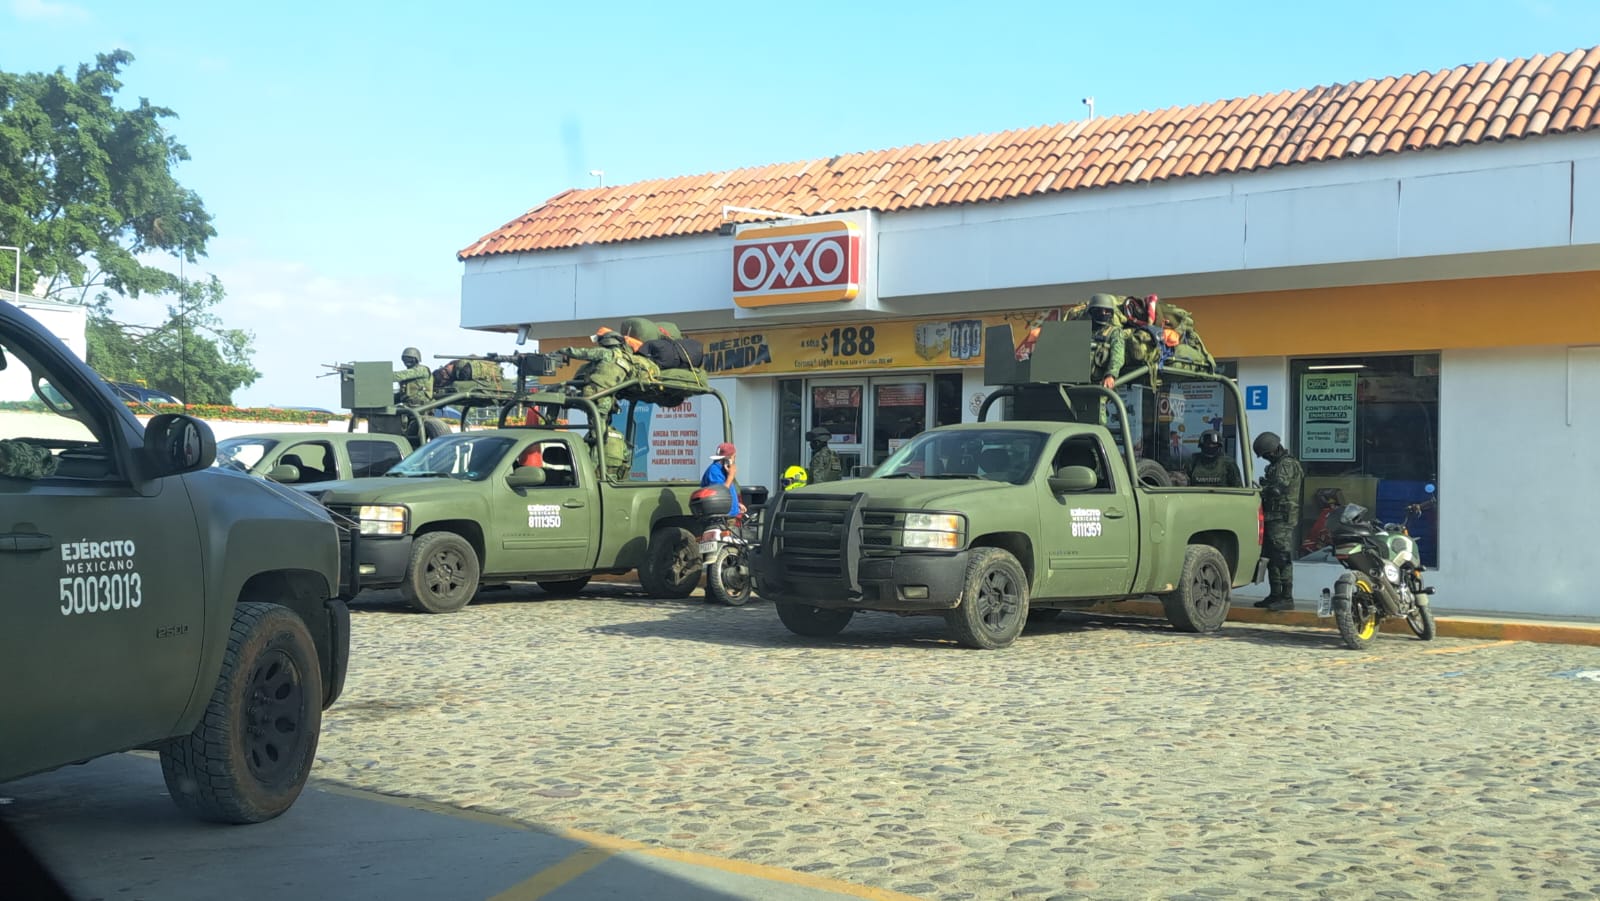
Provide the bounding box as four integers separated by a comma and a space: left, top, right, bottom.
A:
59, 574, 143, 616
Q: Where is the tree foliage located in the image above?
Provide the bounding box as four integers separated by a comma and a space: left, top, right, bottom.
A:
3, 51, 257, 405
85, 275, 260, 405
0, 50, 215, 300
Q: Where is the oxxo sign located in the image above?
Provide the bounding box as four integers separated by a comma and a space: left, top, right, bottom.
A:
732, 220, 862, 308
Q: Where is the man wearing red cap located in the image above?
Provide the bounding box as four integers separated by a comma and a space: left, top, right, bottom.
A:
701, 442, 741, 518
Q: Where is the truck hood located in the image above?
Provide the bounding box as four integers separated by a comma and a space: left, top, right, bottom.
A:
792, 477, 1017, 511
308, 476, 484, 506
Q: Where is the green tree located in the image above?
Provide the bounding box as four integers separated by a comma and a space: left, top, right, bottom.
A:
4, 51, 257, 405
86, 276, 260, 405
0, 49, 214, 300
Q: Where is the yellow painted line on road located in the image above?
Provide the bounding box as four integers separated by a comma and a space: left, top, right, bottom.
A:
1422, 639, 1517, 655
489, 847, 616, 901
314, 780, 925, 901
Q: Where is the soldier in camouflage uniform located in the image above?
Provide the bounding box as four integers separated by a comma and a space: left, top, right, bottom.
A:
0, 439, 58, 479
1252, 431, 1304, 611
557, 329, 634, 419
1086, 294, 1126, 426
1184, 429, 1242, 487
393, 347, 433, 406
806, 427, 842, 483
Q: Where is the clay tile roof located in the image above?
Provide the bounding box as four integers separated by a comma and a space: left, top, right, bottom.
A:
460, 44, 1600, 258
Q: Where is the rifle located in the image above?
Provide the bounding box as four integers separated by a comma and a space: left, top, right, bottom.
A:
433, 351, 562, 378
318, 362, 354, 378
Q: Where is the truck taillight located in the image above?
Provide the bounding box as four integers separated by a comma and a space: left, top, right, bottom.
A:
1257, 507, 1264, 545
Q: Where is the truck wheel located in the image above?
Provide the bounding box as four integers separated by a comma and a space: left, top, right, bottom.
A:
775, 601, 853, 637
422, 416, 450, 440
159, 602, 323, 824
537, 577, 591, 596
707, 546, 753, 606
1161, 544, 1232, 632
639, 526, 701, 598
945, 547, 1029, 649
401, 532, 480, 614
1137, 459, 1172, 487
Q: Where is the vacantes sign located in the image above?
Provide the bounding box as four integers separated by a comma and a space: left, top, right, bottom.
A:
1299, 372, 1357, 461
732, 220, 862, 308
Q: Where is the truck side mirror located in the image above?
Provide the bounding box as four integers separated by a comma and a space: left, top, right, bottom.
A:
1048, 465, 1097, 494
268, 464, 302, 483
507, 466, 547, 488
143, 413, 216, 478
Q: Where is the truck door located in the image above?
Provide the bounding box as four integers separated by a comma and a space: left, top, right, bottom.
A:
1040, 435, 1138, 598
491, 439, 596, 574
0, 338, 205, 779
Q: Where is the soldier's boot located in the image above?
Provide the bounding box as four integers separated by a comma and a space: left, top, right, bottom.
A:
1265, 577, 1295, 612
1255, 578, 1286, 609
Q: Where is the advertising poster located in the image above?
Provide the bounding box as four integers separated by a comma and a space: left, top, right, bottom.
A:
1299, 372, 1357, 461
635, 395, 706, 481
1172, 381, 1226, 463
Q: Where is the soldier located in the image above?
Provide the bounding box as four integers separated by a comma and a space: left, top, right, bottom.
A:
1252, 431, 1305, 612
556, 328, 635, 419
394, 347, 432, 406
1184, 430, 1242, 487
0, 439, 58, 479
1087, 294, 1125, 389
806, 427, 842, 483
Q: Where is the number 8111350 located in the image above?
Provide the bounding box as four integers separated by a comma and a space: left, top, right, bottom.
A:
59, 574, 144, 616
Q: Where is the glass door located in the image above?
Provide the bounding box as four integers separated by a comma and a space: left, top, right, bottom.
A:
808, 381, 865, 477
871, 380, 929, 466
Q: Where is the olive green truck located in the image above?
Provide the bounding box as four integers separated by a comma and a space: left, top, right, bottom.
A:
755, 320, 1266, 649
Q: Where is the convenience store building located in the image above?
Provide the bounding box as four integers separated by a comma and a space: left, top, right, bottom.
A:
457, 46, 1600, 619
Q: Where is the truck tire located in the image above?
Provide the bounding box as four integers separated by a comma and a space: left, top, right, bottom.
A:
401, 532, 480, 614
1161, 544, 1232, 633
944, 547, 1030, 650
1137, 459, 1172, 487
538, 577, 591, 596
639, 526, 701, 598
159, 602, 323, 824
707, 546, 754, 606
775, 601, 854, 637
422, 416, 450, 440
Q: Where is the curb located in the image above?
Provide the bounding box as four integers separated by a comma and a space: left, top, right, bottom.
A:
1091, 599, 1600, 648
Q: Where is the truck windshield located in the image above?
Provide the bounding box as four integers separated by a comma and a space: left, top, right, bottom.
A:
215, 437, 278, 472
386, 434, 517, 480
875, 429, 1049, 485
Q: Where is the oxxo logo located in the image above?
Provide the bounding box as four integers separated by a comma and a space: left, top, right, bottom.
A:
732, 220, 862, 308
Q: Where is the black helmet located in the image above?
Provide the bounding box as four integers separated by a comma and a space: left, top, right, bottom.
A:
1252, 432, 1282, 458
1198, 430, 1222, 456
806, 427, 831, 443
402, 347, 422, 366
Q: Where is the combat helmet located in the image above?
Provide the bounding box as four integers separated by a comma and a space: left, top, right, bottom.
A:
402, 346, 422, 366
1252, 432, 1282, 459
1087, 293, 1118, 326
1198, 430, 1223, 456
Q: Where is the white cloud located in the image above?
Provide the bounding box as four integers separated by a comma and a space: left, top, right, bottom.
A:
10, 0, 91, 23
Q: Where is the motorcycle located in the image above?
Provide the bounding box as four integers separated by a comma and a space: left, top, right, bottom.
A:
693, 483, 775, 607
1318, 485, 1438, 650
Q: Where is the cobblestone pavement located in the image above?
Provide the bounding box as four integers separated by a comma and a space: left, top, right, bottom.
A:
319, 584, 1600, 900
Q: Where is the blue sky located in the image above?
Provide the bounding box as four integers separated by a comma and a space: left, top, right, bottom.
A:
4, 0, 1597, 406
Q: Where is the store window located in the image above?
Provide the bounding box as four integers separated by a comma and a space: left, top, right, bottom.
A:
1291, 354, 1439, 566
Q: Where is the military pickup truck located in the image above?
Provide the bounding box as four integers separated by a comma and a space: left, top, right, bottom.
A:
310, 365, 732, 614
0, 300, 352, 823
755, 320, 1264, 650
216, 430, 413, 484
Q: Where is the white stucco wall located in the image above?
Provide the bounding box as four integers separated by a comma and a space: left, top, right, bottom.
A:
1429, 345, 1600, 618
1, 300, 87, 402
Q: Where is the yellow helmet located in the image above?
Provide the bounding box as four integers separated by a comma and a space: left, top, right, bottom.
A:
782, 465, 809, 489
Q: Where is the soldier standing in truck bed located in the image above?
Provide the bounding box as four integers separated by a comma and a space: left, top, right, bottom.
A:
556, 328, 635, 419
394, 347, 432, 406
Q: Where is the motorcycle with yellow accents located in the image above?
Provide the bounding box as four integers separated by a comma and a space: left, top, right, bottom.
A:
1318, 487, 1438, 650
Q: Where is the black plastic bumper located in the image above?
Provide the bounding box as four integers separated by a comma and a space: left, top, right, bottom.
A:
764, 549, 971, 611
351, 533, 414, 589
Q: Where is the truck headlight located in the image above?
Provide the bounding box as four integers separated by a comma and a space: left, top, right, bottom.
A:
904, 513, 964, 550
357, 505, 408, 537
